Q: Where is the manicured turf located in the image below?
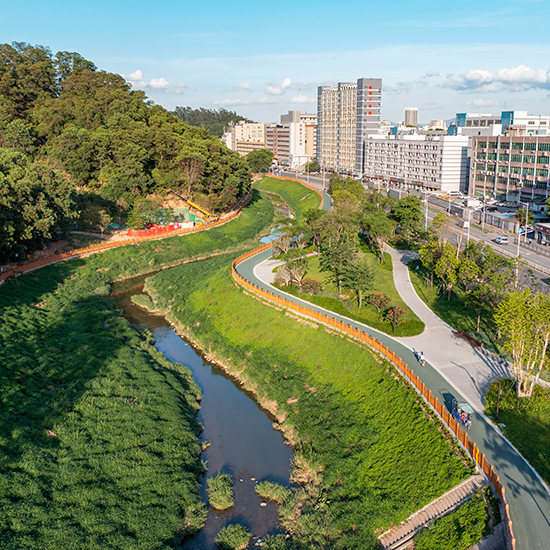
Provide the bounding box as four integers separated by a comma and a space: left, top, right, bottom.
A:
254, 176, 322, 218
145, 254, 475, 550
407, 258, 502, 353
485, 380, 550, 485
279, 253, 424, 337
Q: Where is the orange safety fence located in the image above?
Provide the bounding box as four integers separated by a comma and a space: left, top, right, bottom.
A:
232, 243, 516, 550
0, 194, 253, 285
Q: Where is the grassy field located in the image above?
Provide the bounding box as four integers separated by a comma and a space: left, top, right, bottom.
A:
485, 380, 550, 485
144, 254, 476, 550
0, 191, 275, 549
279, 253, 425, 337
413, 489, 493, 550
407, 258, 502, 353
254, 176, 322, 218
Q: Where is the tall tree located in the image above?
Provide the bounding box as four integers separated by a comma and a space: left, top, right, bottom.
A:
390, 195, 423, 236
363, 211, 396, 263
495, 289, 550, 397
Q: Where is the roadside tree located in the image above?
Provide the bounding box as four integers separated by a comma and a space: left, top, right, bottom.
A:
494, 289, 550, 397
363, 210, 396, 263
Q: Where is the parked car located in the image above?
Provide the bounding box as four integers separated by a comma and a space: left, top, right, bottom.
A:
494, 236, 509, 245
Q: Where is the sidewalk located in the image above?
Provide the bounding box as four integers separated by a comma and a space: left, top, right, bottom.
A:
388, 248, 510, 413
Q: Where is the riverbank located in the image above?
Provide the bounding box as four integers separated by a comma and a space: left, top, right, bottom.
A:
0, 191, 276, 548
141, 253, 480, 549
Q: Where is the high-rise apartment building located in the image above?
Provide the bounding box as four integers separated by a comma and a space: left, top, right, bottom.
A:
316, 78, 381, 176
404, 108, 418, 127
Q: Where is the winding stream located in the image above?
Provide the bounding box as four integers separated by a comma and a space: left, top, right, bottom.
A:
112, 276, 293, 549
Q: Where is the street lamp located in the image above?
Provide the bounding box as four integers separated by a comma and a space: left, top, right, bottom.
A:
516, 199, 529, 259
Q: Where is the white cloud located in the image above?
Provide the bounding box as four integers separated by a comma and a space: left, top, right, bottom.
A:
236, 82, 251, 90
126, 70, 144, 81
441, 65, 550, 92
290, 95, 315, 103
466, 99, 499, 107
425, 71, 439, 77
122, 70, 186, 94
266, 77, 292, 95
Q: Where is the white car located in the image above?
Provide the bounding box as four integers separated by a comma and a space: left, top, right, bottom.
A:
494, 236, 509, 245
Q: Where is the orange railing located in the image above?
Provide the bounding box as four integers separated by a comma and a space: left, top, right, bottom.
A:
232, 244, 516, 550
0, 193, 253, 285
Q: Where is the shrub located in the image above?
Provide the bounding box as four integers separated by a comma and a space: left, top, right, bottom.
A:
367, 292, 390, 312
255, 481, 291, 504
414, 489, 490, 550
215, 524, 251, 550
208, 473, 234, 510
301, 277, 323, 295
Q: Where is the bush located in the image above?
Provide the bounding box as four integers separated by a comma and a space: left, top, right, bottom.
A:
255, 481, 291, 504
300, 277, 323, 295
208, 473, 234, 510
215, 524, 251, 550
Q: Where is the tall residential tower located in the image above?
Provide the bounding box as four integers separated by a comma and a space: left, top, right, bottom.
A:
316, 78, 381, 176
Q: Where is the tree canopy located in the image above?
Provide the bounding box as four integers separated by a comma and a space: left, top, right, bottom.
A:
0, 41, 252, 262
172, 106, 254, 138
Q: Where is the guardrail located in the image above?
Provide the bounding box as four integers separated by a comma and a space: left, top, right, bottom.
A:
0, 193, 252, 285
232, 244, 516, 550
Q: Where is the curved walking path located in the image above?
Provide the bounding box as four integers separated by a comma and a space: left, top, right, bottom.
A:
237, 246, 550, 550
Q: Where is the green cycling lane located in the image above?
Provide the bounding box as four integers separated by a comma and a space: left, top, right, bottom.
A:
237, 246, 550, 550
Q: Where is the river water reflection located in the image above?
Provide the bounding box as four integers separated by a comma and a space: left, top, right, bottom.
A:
113, 277, 293, 549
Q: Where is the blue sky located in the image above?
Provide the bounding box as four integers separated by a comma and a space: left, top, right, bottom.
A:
4, 0, 550, 124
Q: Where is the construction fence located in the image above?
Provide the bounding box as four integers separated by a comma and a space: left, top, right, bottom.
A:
232, 243, 516, 550
0, 194, 253, 286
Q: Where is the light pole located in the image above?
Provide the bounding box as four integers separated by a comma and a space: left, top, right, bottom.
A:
466, 208, 472, 244
516, 199, 529, 262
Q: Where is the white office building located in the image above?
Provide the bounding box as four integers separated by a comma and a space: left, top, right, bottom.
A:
363, 134, 470, 193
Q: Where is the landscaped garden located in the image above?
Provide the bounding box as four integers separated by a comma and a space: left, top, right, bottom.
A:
275, 251, 424, 337
485, 380, 550, 485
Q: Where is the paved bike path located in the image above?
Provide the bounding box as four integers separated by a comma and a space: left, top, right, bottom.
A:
238, 247, 550, 550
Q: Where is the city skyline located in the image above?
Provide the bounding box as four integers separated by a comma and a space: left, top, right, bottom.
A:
3, 0, 550, 123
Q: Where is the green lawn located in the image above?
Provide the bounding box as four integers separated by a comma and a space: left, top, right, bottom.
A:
278, 252, 425, 337
145, 254, 475, 550
407, 258, 502, 354
485, 380, 550, 485
254, 176, 322, 218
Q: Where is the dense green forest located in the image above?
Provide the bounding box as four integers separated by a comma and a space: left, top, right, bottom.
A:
172, 106, 253, 138
0, 42, 251, 262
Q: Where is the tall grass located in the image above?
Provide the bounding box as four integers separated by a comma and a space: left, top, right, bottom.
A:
145, 255, 475, 550
0, 191, 275, 548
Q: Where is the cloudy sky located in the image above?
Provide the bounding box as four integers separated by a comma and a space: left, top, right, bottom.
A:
4, 0, 550, 124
